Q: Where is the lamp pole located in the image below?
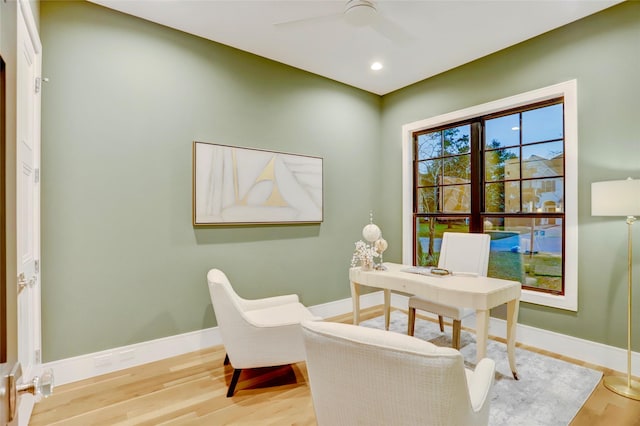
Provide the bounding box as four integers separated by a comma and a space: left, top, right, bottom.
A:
592, 177, 640, 400
603, 215, 640, 399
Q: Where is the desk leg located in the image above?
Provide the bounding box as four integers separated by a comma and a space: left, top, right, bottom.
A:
475, 309, 490, 362
507, 298, 520, 380
384, 289, 391, 330
350, 281, 361, 325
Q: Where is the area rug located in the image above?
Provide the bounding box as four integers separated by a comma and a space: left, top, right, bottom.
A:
360, 311, 602, 426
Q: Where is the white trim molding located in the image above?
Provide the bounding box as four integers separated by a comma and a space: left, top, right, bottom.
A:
44, 326, 223, 386
45, 291, 637, 387
401, 80, 578, 311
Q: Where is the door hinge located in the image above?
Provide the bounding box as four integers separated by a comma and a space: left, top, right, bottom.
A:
35, 76, 48, 94
35, 259, 40, 274
35, 168, 40, 183
35, 349, 41, 364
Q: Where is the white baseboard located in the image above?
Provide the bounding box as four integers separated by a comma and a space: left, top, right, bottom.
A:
45, 326, 223, 386
44, 291, 638, 386
465, 312, 640, 378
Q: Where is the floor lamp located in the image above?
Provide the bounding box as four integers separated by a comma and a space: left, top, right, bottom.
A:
591, 177, 640, 400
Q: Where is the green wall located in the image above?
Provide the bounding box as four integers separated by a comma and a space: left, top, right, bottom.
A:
380, 1, 640, 350
40, 1, 382, 361
41, 0, 640, 363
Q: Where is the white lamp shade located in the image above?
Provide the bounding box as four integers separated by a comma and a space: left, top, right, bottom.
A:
591, 178, 640, 216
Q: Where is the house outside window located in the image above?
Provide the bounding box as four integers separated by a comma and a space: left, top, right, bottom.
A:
402, 81, 578, 311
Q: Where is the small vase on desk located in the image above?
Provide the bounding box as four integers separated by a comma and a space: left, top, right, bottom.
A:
360, 259, 373, 271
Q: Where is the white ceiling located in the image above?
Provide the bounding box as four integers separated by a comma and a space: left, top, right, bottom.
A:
88, 0, 623, 95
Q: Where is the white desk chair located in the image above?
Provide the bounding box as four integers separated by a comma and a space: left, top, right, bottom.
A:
408, 232, 491, 349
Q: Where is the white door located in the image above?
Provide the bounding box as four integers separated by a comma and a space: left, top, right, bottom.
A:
15, 1, 42, 423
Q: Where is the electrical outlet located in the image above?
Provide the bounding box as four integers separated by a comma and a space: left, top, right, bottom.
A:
119, 349, 135, 362
94, 354, 113, 368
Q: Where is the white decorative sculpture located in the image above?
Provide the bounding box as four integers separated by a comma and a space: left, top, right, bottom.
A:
351, 211, 388, 270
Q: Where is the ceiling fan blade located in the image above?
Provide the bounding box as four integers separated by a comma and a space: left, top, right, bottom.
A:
370, 14, 414, 44
274, 12, 344, 30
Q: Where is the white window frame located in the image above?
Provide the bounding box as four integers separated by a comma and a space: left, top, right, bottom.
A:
401, 80, 578, 311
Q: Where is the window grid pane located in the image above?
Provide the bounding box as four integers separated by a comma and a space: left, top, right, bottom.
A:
485, 148, 520, 182
417, 132, 442, 160
443, 125, 471, 156
522, 104, 564, 144
415, 216, 470, 266
521, 142, 564, 178
484, 216, 563, 293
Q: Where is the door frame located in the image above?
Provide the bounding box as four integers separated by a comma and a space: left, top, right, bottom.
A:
16, 0, 42, 381
15, 1, 42, 424
1, 53, 6, 366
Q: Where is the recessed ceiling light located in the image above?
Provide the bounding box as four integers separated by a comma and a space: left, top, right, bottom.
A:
371, 62, 383, 71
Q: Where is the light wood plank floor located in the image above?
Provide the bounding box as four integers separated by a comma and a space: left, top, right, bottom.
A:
31, 307, 640, 425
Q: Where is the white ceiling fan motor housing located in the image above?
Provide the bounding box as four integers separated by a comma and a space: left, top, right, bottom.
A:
344, 0, 377, 27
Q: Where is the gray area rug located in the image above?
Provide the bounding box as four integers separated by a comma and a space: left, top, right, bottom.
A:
360, 311, 602, 426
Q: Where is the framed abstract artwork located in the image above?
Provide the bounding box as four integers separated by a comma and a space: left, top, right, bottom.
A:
193, 142, 323, 225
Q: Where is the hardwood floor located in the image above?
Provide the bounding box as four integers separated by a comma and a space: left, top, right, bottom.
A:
31, 307, 640, 425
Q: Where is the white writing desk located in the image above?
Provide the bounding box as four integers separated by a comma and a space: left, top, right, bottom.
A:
350, 262, 522, 379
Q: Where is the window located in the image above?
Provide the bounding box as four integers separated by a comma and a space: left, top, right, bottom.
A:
402, 81, 577, 311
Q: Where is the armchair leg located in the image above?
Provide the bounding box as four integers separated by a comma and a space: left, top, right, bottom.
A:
438, 315, 445, 332
224, 353, 230, 366
452, 319, 462, 350
408, 307, 416, 336
227, 368, 242, 397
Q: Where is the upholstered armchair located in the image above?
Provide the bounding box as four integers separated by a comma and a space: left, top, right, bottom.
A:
408, 232, 491, 349
302, 320, 495, 426
207, 268, 321, 397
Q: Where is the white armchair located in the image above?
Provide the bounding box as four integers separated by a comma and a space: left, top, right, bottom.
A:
408, 232, 491, 349
302, 320, 495, 426
207, 268, 321, 397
